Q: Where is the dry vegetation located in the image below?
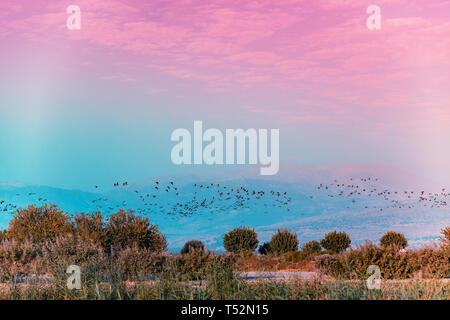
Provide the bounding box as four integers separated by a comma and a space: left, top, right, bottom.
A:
0, 204, 448, 300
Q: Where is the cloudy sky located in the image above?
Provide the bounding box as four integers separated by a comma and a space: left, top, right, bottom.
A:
1, 0, 449, 189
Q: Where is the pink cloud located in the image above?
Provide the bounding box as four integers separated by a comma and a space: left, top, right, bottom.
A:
1, 0, 449, 131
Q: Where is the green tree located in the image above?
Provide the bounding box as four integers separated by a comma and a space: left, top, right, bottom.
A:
74, 211, 107, 246
320, 231, 351, 253
181, 240, 205, 254
269, 229, 299, 255
380, 231, 408, 249
302, 240, 321, 254
6, 204, 73, 243
106, 209, 167, 252
223, 226, 259, 254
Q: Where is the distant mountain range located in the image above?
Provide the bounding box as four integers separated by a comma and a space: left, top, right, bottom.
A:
1, 163, 448, 251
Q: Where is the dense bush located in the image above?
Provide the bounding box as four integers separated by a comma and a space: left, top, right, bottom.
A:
41, 235, 106, 284
258, 242, 271, 255
269, 229, 299, 255
343, 243, 411, 279
314, 254, 341, 275
315, 242, 450, 280
74, 211, 107, 246
203, 255, 239, 299
111, 245, 167, 280
410, 246, 450, 278
223, 226, 259, 254
315, 243, 396, 279
181, 240, 205, 254
0, 239, 43, 281
174, 249, 215, 280
285, 251, 309, 262
380, 231, 408, 249
302, 240, 322, 254
6, 204, 73, 243
320, 231, 351, 253
159, 250, 237, 282
106, 209, 167, 252
0, 203, 447, 286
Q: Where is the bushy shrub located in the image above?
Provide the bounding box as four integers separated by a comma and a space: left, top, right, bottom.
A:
6, 204, 73, 243
315, 242, 450, 280
314, 254, 342, 275
111, 245, 167, 280
0, 239, 43, 281
41, 235, 106, 284
380, 231, 408, 249
302, 240, 322, 254
223, 226, 259, 254
315, 243, 384, 279
74, 211, 107, 246
204, 255, 239, 299
320, 231, 351, 253
409, 246, 450, 278
174, 249, 215, 280
269, 229, 299, 255
106, 209, 167, 252
181, 240, 205, 254
285, 251, 309, 262
258, 242, 271, 255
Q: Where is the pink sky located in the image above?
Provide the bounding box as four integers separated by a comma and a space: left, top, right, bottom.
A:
2, 1, 449, 120
1, 0, 450, 186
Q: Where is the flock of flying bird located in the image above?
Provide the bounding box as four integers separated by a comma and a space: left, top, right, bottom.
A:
315, 177, 448, 211
0, 180, 293, 218
97, 180, 293, 217
0, 192, 47, 213
1, 176, 448, 217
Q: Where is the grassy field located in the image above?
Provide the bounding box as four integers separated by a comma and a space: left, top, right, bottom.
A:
1, 256, 448, 300
0, 206, 448, 300
1, 278, 448, 300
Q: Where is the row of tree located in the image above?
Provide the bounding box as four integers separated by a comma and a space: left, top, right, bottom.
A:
221, 226, 409, 255
1, 204, 444, 256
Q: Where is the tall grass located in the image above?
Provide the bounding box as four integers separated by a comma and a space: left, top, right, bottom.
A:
1, 261, 448, 300
0, 243, 448, 300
